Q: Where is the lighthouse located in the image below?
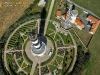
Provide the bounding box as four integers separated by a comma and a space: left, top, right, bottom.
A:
29, 31, 46, 56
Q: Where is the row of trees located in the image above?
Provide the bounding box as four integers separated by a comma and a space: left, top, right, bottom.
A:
69, 45, 90, 75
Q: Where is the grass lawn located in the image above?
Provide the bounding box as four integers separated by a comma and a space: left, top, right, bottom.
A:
54, 33, 61, 41
46, 29, 53, 35
58, 32, 73, 45
56, 56, 63, 64
48, 65, 57, 72
70, 29, 84, 47
18, 71, 25, 75
75, 6, 83, 15
6, 54, 13, 64
24, 65, 32, 73
71, 0, 100, 17
84, 26, 100, 75
17, 58, 23, 66
73, 28, 93, 47
47, 22, 56, 31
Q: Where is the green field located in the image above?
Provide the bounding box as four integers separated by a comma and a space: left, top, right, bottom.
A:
73, 28, 92, 47
58, 32, 73, 45
47, 22, 56, 31
48, 65, 57, 72
71, 0, 100, 17
84, 26, 100, 75
56, 56, 63, 64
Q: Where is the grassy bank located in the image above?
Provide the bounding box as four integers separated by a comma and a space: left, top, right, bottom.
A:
71, 0, 100, 18
85, 26, 100, 75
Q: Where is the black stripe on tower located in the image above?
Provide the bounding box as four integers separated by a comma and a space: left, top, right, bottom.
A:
33, 42, 40, 46
32, 43, 41, 49
31, 38, 38, 41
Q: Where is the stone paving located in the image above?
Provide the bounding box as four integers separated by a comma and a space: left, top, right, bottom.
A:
25, 37, 54, 75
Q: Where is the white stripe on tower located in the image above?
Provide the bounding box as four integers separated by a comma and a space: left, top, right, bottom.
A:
34, 43, 41, 49
32, 39, 38, 44
32, 39, 41, 49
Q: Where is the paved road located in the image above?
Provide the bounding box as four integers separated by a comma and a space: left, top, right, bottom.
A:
67, 0, 100, 19
4, 20, 37, 72
44, 0, 55, 34
68, 31, 77, 73
30, 62, 37, 75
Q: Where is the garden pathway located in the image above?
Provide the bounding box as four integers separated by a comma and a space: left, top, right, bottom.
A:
4, 20, 37, 72
51, 20, 77, 73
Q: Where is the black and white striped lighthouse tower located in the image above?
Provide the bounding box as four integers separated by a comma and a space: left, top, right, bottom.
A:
29, 30, 46, 56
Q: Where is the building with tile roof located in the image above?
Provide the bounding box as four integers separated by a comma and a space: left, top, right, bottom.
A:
75, 18, 84, 30
87, 15, 100, 34
56, 9, 61, 19
62, 13, 67, 20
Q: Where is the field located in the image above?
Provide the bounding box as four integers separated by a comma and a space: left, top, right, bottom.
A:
71, 0, 100, 17
0, 0, 34, 38
83, 26, 100, 75
73, 28, 92, 47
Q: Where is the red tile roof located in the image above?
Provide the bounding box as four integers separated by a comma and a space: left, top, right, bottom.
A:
56, 9, 61, 17
62, 13, 68, 19
75, 18, 84, 28
88, 15, 100, 34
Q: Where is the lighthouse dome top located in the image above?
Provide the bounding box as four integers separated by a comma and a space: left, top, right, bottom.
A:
29, 32, 37, 41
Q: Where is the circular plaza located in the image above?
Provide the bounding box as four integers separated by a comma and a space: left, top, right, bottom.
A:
3, 19, 77, 75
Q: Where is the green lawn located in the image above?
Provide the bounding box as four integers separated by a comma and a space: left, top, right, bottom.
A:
48, 65, 57, 72
54, 33, 61, 41
47, 22, 56, 31
84, 26, 100, 75
56, 56, 63, 64
73, 28, 92, 47
17, 58, 23, 66
6, 53, 19, 72
75, 6, 83, 15
6, 54, 13, 64
71, 0, 100, 17
46, 29, 53, 35
58, 32, 73, 45
24, 65, 32, 73
18, 71, 25, 75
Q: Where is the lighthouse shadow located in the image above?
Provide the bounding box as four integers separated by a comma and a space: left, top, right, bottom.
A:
38, 7, 47, 45
39, 7, 46, 36
38, 35, 47, 45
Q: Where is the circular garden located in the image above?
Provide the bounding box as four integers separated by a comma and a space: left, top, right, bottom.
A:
4, 20, 76, 75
